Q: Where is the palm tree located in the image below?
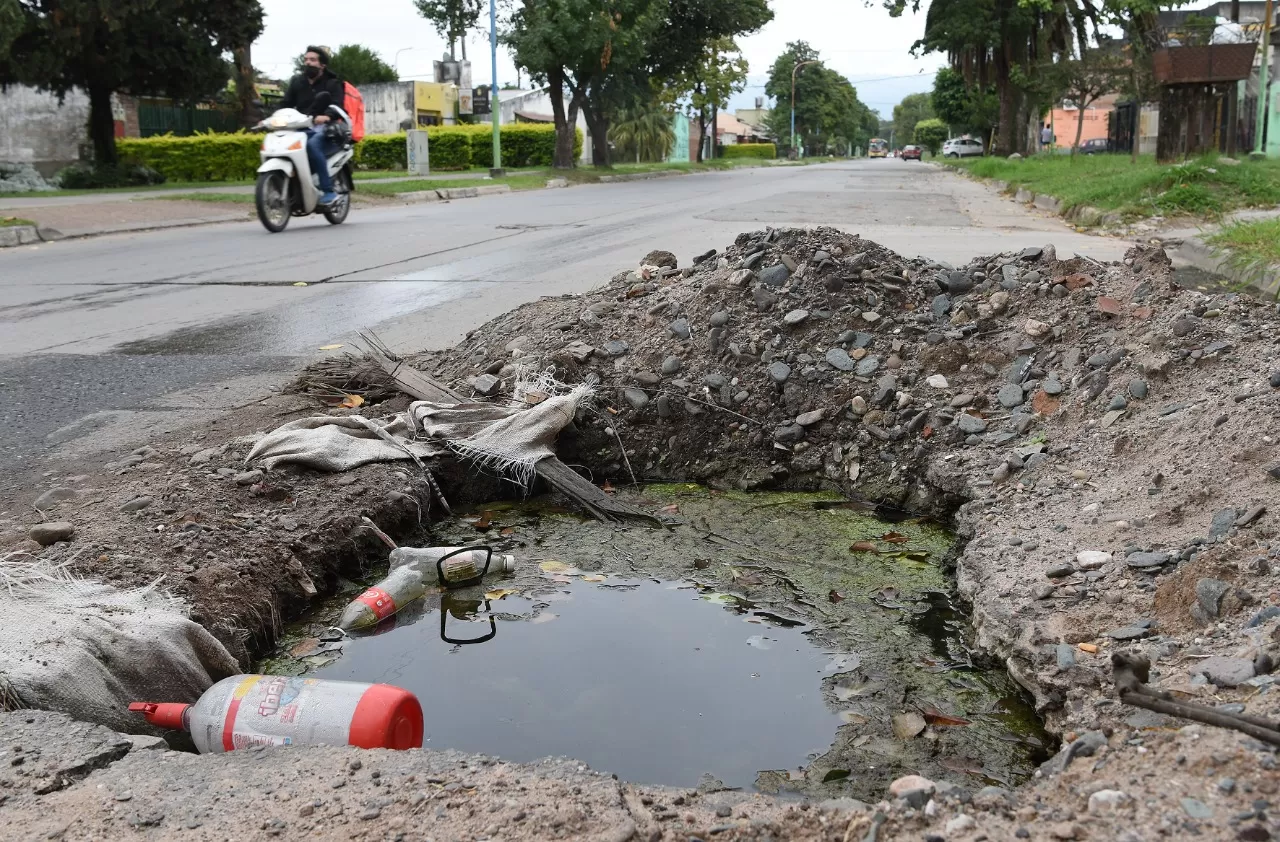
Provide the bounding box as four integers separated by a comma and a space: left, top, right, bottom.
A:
609, 99, 677, 164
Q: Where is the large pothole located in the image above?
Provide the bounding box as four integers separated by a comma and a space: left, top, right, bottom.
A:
261, 485, 1050, 800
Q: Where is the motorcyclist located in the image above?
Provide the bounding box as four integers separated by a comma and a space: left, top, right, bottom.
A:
279, 45, 345, 206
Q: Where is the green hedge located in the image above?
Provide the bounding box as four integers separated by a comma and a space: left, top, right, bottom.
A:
722, 143, 776, 160
116, 132, 261, 181
115, 123, 584, 182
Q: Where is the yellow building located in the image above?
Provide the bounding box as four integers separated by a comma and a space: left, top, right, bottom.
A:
412, 82, 458, 127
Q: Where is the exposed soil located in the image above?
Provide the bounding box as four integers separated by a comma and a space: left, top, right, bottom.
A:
3, 226, 1279, 840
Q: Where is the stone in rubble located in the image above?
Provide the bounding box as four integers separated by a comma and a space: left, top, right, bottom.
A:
1108, 394, 1128, 411
234, 470, 263, 486
1209, 508, 1237, 540
1043, 378, 1064, 395
774, 424, 804, 444
927, 374, 949, 388
34, 487, 77, 508
1128, 379, 1149, 399
783, 309, 809, 326
709, 310, 730, 327
753, 287, 778, 311
504, 335, 532, 352
889, 775, 935, 809
704, 374, 727, 389
1125, 551, 1170, 569
603, 340, 630, 357
826, 348, 854, 372
1020, 246, 1043, 260
29, 521, 75, 546
661, 356, 682, 376
758, 264, 790, 287
1008, 355, 1033, 383
642, 249, 677, 269
768, 362, 792, 384
1075, 550, 1111, 570
855, 356, 881, 377
1271, 370, 1280, 388
669, 318, 691, 340
957, 413, 988, 434
632, 372, 660, 387
931, 294, 952, 319
1194, 656, 1255, 687
656, 396, 673, 418
796, 409, 825, 426
120, 496, 153, 512
729, 269, 756, 288
564, 341, 595, 364
1195, 578, 1230, 620
1024, 319, 1051, 338
623, 388, 650, 411
997, 384, 1025, 408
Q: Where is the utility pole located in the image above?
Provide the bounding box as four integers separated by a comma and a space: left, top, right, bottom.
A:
791, 60, 819, 157
489, 0, 502, 176
1257, 0, 1274, 154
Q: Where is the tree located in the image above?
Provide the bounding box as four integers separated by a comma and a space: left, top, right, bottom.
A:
296, 45, 398, 85
414, 0, 483, 61
913, 117, 949, 155
931, 67, 997, 136
669, 37, 749, 162
762, 42, 877, 156
505, 0, 771, 169
0, 0, 263, 166
1041, 48, 1127, 157
892, 93, 934, 145
609, 97, 676, 162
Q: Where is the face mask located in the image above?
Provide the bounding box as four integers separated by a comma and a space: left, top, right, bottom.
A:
304, 65, 321, 79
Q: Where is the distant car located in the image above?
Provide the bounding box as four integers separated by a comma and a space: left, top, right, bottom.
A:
901, 145, 923, 160
1079, 138, 1111, 155
943, 137, 984, 158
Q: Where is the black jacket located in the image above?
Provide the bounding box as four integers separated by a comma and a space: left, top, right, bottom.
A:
280, 68, 345, 119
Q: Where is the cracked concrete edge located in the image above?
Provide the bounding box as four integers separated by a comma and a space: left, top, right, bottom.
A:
0, 224, 56, 248
1164, 233, 1280, 298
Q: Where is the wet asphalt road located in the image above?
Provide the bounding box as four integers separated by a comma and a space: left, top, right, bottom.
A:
0, 160, 1130, 467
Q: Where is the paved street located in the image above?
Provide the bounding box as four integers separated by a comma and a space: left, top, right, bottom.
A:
0, 160, 1130, 469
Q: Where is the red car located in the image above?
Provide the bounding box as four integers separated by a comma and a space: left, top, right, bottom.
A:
901, 145, 923, 161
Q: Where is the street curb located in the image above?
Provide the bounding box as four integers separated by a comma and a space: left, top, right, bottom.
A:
596, 170, 687, 184
947, 168, 1127, 229
1164, 234, 1280, 297
0, 223, 66, 248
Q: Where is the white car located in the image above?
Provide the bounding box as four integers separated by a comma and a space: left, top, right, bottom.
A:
943, 137, 985, 158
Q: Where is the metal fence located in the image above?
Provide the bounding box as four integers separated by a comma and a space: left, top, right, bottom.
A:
138, 103, 240, 137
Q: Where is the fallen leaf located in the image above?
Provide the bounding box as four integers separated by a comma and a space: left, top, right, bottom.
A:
524, 391, 547, 405
500, 527, 516, 536
292, 281, 308, 287
472, 511, 494, 530
822, 769, 851, 783
539, 561, 572, 573
733, 571, 765, 586
1078, 642, 1099, 654
289, 638, 320, 657
581, 574, 606, 583
923, 710, 972, 727
828, 590, 846, 603
318, 343, 344, 351
835, 681, 886, 701
879, 531, 910, 544
339, 394, 365, 409
850, 541, 880, 553
891, 711, 927, 740
601, 480, 615, 494
839, 711, 869, 725
939, 756, 984, 774
700, 593, 737, 605
484, 588, 518, 600
1096, 296, 1123, 316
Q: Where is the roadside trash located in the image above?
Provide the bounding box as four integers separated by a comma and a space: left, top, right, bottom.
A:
129, 674, 423, 752
0, 553, 239, 735
338, 546, 516, 630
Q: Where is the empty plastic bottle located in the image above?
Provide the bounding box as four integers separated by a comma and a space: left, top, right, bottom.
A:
129, 675, 422, 753
338, 547, 516, 631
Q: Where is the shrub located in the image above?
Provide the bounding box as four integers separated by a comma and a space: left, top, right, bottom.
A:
913, 119, 949, 156
467, 124, 583, 168
354, 129, 470, 170
57, 162, 167, 189
722, 143, 776, 160
116, 133, 260, 181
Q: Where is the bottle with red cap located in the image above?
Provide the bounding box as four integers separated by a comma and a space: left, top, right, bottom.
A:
129, 675, 422, 754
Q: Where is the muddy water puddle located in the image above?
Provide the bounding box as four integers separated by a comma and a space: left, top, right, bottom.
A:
264, 486, 1050, 798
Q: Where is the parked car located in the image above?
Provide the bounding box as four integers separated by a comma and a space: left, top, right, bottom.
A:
1079, 138, 1111, 155
943, 137, 984, 158
901, 145, 923, 160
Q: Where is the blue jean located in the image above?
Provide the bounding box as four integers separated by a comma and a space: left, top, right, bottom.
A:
305, 128, 336, 193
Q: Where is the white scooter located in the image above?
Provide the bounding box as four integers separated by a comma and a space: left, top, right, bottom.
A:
254, 104, 355, 233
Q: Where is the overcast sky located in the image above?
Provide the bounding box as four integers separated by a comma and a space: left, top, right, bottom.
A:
254, 0, 943, 118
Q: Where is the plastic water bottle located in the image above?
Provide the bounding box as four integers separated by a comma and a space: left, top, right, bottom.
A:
129, 675, 422, 754
390, 546, 517, 584
338, 547, 517, 631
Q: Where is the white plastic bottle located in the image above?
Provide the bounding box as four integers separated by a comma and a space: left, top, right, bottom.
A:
129, 675, 423, 753
338, 547, 517, 630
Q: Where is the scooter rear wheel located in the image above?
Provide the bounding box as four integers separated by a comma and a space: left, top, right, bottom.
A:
323, 172, 351, 226
255, 172, 291, 233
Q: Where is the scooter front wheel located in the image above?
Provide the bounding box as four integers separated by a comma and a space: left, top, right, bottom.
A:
255, 172, 291, 233
323, 173, 351, 226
